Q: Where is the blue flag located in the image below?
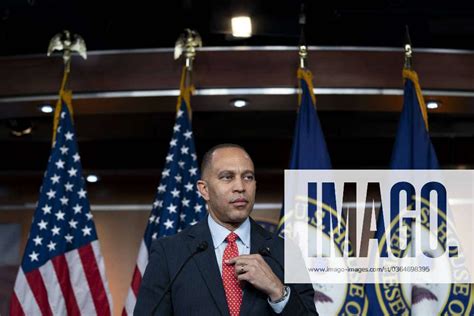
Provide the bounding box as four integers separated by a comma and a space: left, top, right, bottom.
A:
278, 68, 368, 315
277, 69, 331, 231
288, 69, 331, 170
390, 70, 439, 170
366, 69, 473, 315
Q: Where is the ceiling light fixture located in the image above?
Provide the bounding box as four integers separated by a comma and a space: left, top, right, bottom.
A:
231, 16, 252, 38
40, 104, 54, 113
426, 100, 440, 109
231, 98, 248, 108
86, 174, 99, 183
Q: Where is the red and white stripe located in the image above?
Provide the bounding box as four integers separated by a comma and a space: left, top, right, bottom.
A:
10, 241, 112, 316
122, 240, 149, 315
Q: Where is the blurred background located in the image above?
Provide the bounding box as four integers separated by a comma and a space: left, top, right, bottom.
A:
1, 0, 474, 314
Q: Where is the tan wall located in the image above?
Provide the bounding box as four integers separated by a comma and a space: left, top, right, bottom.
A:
94, 211, 148, 315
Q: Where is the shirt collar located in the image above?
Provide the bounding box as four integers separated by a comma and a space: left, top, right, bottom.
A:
208, 214, 251, 249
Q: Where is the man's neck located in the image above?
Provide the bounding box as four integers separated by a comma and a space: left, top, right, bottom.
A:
209, 212, 245, 231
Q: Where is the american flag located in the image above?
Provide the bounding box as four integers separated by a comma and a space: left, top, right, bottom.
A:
122, 85, 206, 315
10, 92, 113, 315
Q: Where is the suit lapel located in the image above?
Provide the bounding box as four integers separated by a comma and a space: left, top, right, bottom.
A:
187, 218, 229, 316
239, 218, 273, 315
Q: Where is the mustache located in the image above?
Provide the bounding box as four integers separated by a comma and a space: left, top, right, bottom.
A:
230, 196, 248, 203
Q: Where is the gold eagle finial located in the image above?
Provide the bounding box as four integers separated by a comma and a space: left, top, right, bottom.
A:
47, 30, 87, 73
174, 29, 202, 70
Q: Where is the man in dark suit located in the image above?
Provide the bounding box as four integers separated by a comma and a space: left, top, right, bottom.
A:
134, 144, 317, 315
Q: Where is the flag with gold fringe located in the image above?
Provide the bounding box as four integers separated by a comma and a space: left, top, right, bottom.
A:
10, 87, 113, 315
365, 69, 474, 315
277, 68, 368, 315
122, 67, 206, 315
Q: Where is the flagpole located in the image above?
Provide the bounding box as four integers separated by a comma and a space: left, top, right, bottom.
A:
10, 30, 112, 316
298, 3, 307, 69
47, 30, 87, 142
401, 27, 429, 130
404, 25, 413, 70
174, 29, 202, 116
122, 29, 206, 316
47, 30, 87, 93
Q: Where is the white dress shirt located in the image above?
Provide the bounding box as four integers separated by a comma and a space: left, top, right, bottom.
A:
207, 215, 290, 314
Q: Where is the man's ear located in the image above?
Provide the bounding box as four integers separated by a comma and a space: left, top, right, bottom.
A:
196, 180, 210, 201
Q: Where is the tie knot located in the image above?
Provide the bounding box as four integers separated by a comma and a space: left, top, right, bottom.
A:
226, 232, 238, 243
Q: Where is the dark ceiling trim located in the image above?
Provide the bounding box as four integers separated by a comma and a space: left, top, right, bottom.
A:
2, 47, 474, 117
2, 48, 474, 96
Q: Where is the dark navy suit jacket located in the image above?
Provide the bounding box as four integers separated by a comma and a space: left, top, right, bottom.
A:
134, 216, 317, 315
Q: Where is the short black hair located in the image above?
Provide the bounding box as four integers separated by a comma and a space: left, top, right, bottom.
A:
200, 143, 248, 178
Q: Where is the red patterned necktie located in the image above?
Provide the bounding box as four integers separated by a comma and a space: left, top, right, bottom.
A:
222, 232, 242, 316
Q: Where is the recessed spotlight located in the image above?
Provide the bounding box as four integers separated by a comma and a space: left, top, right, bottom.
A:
426, 101, 440, 109
231, 16, 252, 38
40, 104, 54, 113
86, 174, 99, 183
231, 99, 248, 108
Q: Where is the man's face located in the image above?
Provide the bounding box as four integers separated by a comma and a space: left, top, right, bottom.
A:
198, 147, 256, 228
